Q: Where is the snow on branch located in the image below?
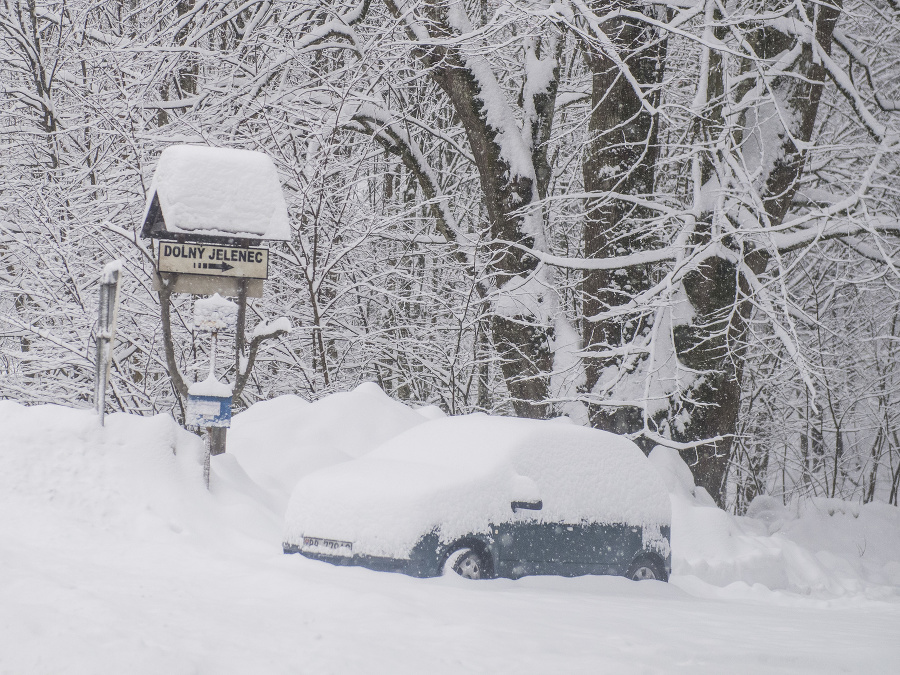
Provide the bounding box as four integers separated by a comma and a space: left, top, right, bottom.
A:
814, 37, 890, 142
346, 101, 463, 244
638, 430, 732, 452
737, 260, 818, 407
555, 1, 748, 61
768, 215, 900, 254
0, 314, 92, 363
764, 133, 900, 252
442, 4, 539, 184
833, 30, 900, 114
838, 237, 900, 265
293, 16, 362, 55
500, 239, 677, 270
102, 222, 154, 266
250, 317, 291, 341
567, 0, 661, 119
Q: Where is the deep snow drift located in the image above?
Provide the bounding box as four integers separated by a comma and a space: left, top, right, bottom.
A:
2, 387, 899, 674
650, 446, 900, 598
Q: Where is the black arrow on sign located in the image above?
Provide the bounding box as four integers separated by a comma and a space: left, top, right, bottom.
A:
207, 262, 234, 272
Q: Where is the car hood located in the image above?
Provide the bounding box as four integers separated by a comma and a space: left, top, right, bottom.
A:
283, 457, 511, 560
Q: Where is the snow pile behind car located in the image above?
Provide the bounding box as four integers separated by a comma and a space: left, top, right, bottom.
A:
283, 415, 671, 560
650, 446, 900, 598
227, 382, 431, 508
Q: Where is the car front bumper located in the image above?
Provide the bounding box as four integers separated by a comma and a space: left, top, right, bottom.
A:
283, 542, 430, 576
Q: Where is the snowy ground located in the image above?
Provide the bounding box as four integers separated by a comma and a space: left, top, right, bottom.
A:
2, 387, 899, 674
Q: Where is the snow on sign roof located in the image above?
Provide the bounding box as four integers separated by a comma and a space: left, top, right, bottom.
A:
140, 145, 291, 242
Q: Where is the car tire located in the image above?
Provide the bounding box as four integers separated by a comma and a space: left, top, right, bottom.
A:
443, 547, 486, 580
626, 556, 667, 582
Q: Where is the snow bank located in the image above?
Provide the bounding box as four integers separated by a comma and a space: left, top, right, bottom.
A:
0, 401, 205, 536
649, 446, 900, 599
2, 392, 899, 675
0, 400, 287, 559
4, 389, 895, 605
414, 404, 446, 420
226, 383, 430, 508
146, 145, 291, 240
284, 415, 670, 559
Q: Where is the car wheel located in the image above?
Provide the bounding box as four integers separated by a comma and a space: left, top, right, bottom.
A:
626, 556, 666, 582
443, 547, 486, 580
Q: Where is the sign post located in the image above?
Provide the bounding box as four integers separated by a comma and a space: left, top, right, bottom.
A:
140, 145, 292, 489
95, 261, 122, 427
187, 294, 237, 487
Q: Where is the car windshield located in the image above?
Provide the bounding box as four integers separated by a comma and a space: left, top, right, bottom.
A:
369, 415, 546, 471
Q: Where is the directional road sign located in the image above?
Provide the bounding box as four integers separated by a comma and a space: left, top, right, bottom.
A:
157, 242, 269, 279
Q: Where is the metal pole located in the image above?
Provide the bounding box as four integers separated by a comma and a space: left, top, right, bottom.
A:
95, 283, 109, 420
95, 263, 121, 427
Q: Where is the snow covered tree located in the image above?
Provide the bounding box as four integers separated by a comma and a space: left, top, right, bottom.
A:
519, 0, 900, 505
4, 0, 900, 510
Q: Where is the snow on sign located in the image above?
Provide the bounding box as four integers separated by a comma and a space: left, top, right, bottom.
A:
194, 294, 238, 332
158, 242, 268, 279
140, 145, 291, 243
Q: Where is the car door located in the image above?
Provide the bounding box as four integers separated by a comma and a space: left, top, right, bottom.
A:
496, 512, 565, 577
494, 470, 574, 576
498, 457, 629, 576
553, 522, 643, 575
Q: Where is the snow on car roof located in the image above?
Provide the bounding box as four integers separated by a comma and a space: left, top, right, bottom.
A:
143, 145, 291, 240
373, 414, 670, 525
370, 413, 628, 466
284, 415, 670, 560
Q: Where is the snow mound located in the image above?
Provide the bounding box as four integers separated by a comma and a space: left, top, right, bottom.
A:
649, 447, 900, 599
0, 401, 205, 537
414, 404, 446, 420
227, 383, 430, 507
0, 401, 285, 556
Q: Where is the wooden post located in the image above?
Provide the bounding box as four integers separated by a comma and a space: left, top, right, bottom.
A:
208, 427, 227, 455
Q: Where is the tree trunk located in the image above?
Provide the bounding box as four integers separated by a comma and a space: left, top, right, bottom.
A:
385, 0, 558, 417
579, 2, 667, 435
667, 1, 842, 505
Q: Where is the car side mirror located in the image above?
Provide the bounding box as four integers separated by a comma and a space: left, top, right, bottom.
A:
511, 499, 543, 513
510, 475, 542, 513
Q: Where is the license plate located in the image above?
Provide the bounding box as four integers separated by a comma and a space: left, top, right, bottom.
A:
302, 536, 353, 556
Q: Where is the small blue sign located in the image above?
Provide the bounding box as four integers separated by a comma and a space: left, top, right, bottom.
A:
186, 394, 232, 428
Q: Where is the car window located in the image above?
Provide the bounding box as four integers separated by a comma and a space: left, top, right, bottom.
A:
510, 445, 591, 523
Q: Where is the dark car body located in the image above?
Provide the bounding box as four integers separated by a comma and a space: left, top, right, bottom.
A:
285, 521, 671, 580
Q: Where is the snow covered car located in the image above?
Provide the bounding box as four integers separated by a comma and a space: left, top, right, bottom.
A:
282, 415, 671, 581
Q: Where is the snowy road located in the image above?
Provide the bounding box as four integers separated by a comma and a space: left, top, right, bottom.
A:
3, 506, 898, 675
